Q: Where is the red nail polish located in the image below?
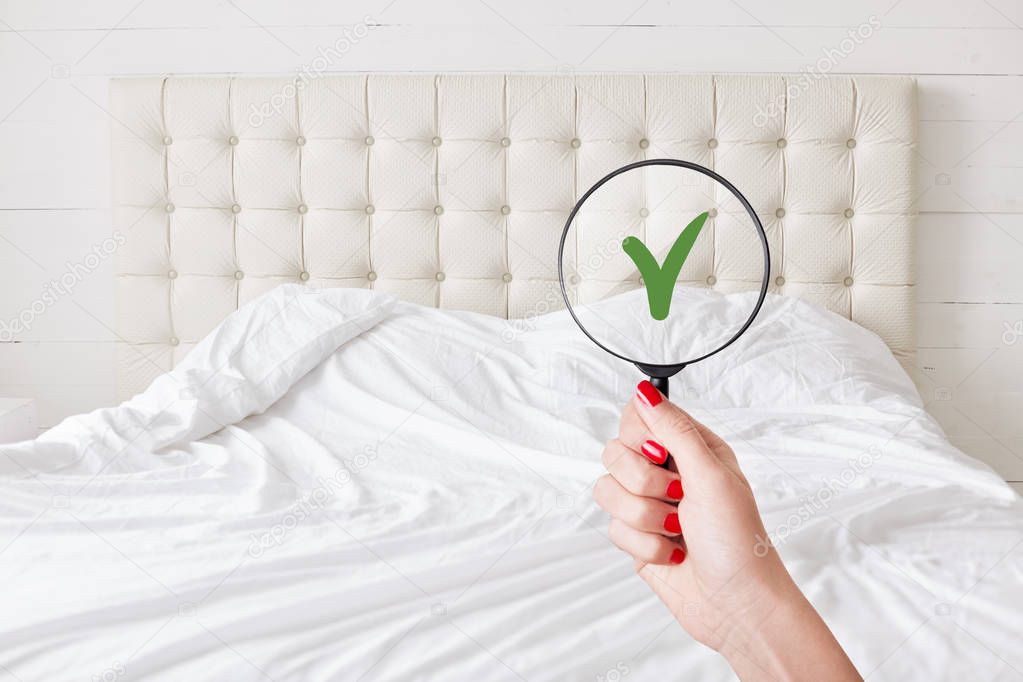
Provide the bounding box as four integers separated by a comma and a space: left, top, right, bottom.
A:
641, 439, 668, 465
670, 548, 686, 564
664, 512, 681, 534
666, 480, 684, 500
636, 380, 663, 408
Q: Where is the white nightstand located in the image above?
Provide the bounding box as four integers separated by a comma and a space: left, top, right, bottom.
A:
0, 398, 37, 444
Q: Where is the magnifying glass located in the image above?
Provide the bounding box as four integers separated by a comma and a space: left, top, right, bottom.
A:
558, 158, 770, 405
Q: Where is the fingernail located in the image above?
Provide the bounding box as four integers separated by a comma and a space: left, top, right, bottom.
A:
641, 439, 668, 465
664, 512, 681, 534
636, 380, 663, 408
670, 548, 686, 564
666, 480, 684, 500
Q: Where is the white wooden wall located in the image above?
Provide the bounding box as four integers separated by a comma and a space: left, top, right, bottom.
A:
1, 0, 1021, 488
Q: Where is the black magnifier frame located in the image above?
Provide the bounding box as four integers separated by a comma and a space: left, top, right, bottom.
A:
557, 158, 771, 399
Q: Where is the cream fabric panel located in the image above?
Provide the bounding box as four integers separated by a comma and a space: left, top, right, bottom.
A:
110, 74, 917, 400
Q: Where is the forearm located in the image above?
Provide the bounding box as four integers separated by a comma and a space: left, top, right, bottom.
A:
717, 579, 861, 682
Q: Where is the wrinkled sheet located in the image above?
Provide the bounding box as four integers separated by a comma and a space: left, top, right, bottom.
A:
1, 285, 1020, 681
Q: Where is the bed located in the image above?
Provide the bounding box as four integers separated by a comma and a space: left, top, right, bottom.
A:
0, 75, 1020, 681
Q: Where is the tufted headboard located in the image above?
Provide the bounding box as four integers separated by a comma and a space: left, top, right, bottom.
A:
110, 74, 916, 400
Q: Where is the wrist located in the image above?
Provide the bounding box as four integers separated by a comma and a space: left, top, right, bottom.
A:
715, 565, 804, 654
716, 572, 860, 682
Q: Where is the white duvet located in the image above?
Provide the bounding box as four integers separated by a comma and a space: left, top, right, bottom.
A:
1, 286, 1020, 681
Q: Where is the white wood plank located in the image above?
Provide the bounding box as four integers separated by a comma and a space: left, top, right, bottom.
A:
916, 116, 1023, 213
0, 25, 1018, 77
0, 382, 117, 428
917, 213, 1023, 303
915, 346, 1023, 388
920, 120, 1023, 169
917, 166, 1023, 214
0, 209, 117, 342
3, 0, 1018, 31
949, 436, 1023, 481
917, 75, 1023, 121
0, 340, 116, 427
0, 78, 111, 209
918, 303, 1023, 348
913, 345, 1023, 478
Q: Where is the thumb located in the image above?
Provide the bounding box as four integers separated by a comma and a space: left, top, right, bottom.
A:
633, 380, 720, 476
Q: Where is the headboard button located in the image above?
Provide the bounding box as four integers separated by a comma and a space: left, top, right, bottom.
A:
296, 136, 306, 146
228, 135, 239, 146
502, 273, 513, 283
639, 138, 650, 149
639, 208, 650, 218
367, 271, 378, 282
169, 337, 180, 347
435, 272, 446, 282
846, 138, 857, 149
844, 276, 854, 287
167, 270, 177, 280
775, 208, 786, 219
775, 276, 785, 286
234, 271, 244, 280
844, 208, 855, 218
299, 271, 310, 281
708, 208, 718, 218
776, 138, 787, 148
570, 138, 581, 149
231, 204, 241, 214
707, 138, 719, 149
569, 274, 580, 285
365, 205, 375, 215
500, 205, 511, 215
165, 203, 175, 213
365, 135, 375, 146
706, 275, 717, 286
298, 204, 308, 214
432, 136, 442, 147
162, 136, 173, 146
434, 205, 444, 216
500, 137, 511, 147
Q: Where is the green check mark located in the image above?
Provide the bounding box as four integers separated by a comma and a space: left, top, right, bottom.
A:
622, 211, 709, 320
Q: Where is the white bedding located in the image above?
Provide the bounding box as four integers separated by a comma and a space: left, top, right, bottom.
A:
1, 286, 1020, 681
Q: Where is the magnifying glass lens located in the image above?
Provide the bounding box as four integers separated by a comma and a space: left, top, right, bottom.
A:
560, 161, 768, 369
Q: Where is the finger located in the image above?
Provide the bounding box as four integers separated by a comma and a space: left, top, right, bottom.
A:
608, 519, 687, 565
683, 414, 739, 468
618, 400, 651, 452
633, 380, 722, 477
593, 475, 684, 536
618, 402, 680, 474
601, 439, 684, 502
623, 391, 736, 468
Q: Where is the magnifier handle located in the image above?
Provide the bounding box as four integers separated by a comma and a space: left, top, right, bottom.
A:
645, 375, 672, 470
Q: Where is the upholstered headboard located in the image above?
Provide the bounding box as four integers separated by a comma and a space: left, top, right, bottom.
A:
110, 74, 916, 400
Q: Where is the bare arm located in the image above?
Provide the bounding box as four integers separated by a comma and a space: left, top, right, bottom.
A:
593, 380, 860, 681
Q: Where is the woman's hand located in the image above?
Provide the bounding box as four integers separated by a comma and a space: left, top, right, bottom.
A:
594, 381, 860, 681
